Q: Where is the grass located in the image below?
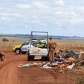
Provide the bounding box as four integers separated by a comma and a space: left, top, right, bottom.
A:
0, 37, 84, 52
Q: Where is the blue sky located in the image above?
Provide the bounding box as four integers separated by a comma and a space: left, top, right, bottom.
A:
0, 0, 84, 36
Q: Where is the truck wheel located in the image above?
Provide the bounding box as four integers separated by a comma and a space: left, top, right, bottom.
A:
27, 52, 34, 61
42, 56, 49, 61
15, 49, 20, 54
28, 55, 34, 61
27, 50, 34, 61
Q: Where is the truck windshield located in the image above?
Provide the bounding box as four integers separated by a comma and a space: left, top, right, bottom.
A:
32, 40, 47, 48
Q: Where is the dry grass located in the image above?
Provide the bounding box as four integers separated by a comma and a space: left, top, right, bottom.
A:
0, 37, 84, 53
0, 37, 22, 52
55, 40, 84, 51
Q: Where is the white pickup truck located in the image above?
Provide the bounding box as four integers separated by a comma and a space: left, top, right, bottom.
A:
27, 40, 49, 61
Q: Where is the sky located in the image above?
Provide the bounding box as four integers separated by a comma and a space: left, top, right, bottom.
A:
0, 0, 84, 36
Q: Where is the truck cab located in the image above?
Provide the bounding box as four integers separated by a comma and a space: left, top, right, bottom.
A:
13, 41, 33, 54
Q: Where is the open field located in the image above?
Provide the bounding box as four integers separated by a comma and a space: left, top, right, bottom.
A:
0, 37, 84, 84
1, 36, 84, 52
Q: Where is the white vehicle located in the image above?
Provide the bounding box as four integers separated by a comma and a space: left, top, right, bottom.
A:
21, 43, 34, 53
13, 41, 34, 54
27, 31, 49, 61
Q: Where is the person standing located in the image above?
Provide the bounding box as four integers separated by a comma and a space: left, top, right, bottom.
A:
48, 38, 57, 63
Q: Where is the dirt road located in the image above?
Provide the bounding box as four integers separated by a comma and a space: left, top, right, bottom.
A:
0, 52, 77, 84
0, 53, 26, 84
0, 53, 57, 84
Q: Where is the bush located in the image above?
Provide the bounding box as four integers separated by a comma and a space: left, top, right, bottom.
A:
2, 38, 9, 42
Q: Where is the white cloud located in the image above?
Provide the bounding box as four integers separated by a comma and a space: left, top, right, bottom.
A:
58, 0, 64, 6
51, 0, 84, 25
0, 16, 9, 21
0, 0, 83, 26
16, 4, 31, 9
0, 0, 84, 31
33, 1, 49, 8
53, 0, 64, 6
0, 12, 23, 18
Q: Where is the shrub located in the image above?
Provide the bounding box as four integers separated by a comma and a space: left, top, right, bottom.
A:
2, 38, 9, 42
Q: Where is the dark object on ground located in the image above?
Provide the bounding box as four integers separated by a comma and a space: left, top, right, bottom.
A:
55, 57, 64, 62
76, 59, 84, 66
0, 53, 5, 61
2, 38, 9, 42
63, 50, 80, 59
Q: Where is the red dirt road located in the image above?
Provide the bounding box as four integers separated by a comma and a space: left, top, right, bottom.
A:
0, 52, 78, 84
0, 53, 57, 84
0, 53, 26, 84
